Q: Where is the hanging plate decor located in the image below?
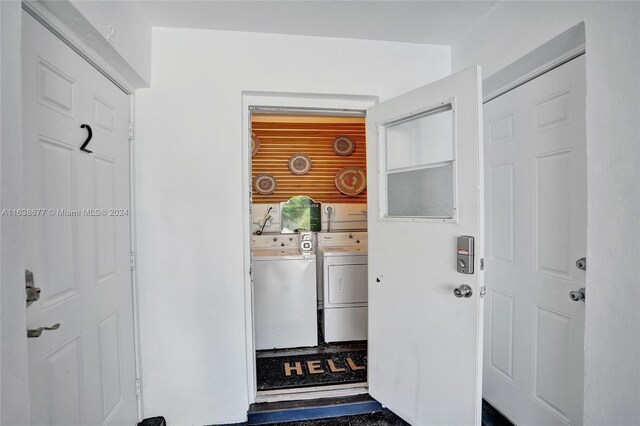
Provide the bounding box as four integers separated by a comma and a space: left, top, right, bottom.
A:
335, 167, 366, 196
288, 153, 312, 175
251, 132, 260, 157
254, 173, 277, 195
332, 136, 355, 156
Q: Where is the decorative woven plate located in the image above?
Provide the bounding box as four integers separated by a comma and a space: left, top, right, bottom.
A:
333, 136, 355, 156
254, 173, 277, 195
251, 132, 260, 157
335, 167, 366, 196
288, 153, 312, 175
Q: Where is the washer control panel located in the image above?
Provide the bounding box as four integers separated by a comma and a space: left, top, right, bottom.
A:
252, 234, 300, 250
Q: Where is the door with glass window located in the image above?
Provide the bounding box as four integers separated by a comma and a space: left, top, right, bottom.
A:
367, 66, 484, 425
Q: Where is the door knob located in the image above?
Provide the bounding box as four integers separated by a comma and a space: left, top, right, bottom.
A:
27, 323, 60, 338
569, 287, 586, 302
453, 284, 473, 298
576, 257, 586, 271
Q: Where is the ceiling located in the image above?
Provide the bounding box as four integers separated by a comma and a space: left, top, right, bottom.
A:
136, 1, 497, 45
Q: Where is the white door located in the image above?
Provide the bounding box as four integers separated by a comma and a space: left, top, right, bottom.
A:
483, 56, 586, 425
22, 12, 138, 426
367, 66, 484, 425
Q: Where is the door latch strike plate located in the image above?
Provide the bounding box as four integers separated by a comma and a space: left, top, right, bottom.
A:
479, 285, 486, 298
480, 258, 484, 271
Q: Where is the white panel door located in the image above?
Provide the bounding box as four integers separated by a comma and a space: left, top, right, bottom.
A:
367, 66, 484, 425
483, 56, 586, 425
22, 12, 138, 426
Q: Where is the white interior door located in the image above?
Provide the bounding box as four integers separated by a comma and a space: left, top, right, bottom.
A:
367, 66, 484, 425
483, 56, 586, 425
22, 12, 138, 425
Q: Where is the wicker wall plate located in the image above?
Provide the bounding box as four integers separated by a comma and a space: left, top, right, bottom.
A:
254, 173, 277, 195
288, 153, 312, 175
335, 167, 366, 196
251, 132, 260, 157
332, 136, 355, 156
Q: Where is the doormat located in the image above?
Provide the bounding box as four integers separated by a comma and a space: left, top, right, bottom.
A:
256, 350, 367, 390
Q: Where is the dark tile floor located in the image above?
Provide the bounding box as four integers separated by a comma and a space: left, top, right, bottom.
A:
266, 408, 408, 426
481, 399, 514, 426
239, 400, 513, 426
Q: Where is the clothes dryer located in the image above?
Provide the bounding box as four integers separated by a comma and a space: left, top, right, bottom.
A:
317, 232, 368, 342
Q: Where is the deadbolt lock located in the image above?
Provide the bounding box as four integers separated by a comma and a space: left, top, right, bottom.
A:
25, 269, 41, 306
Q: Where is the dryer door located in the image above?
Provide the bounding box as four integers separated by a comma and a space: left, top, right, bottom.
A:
327, 263, 368, 306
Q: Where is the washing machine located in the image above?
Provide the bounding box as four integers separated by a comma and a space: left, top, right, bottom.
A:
252, 233, 317, 350
317, 231, 368, 342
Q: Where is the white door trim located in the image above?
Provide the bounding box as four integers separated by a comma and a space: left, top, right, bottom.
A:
21, 0, 143, 94
241, 92, 377, 404
483, 22, 585, 103
128, 95, 144, 420
20, 5, 145, 420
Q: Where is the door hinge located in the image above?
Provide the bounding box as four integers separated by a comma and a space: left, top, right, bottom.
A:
130, 251, 136, 271
128, 121, 134, 142
135, 378, 141, 397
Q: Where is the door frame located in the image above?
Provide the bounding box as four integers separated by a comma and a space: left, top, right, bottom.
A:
241, 92, 377, 403
19, 2, 145, 420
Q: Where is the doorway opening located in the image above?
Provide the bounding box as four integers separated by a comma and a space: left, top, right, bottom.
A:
249, 109, 369, 399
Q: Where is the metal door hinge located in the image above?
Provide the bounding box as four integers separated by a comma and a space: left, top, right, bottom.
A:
479, 285, 487, 298
135, 378, 141, 397
130, 251, 136, 271
128, 121, 134, 142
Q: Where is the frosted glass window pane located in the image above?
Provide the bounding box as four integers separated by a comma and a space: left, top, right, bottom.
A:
387, 108, 453, 171
388, 164, 454, 217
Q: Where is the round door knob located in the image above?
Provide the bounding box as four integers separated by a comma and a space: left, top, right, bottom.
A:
453, 284, 473, 298
569, 287, 586, 302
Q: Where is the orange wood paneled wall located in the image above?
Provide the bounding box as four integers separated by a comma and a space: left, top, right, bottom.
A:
251, 113, 367, 204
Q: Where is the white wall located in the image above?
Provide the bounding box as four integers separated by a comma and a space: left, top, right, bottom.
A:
31, 0, 151, 88
0, 2, 29, 425
453, 2, 640, 424
135, 27, 449, 424
70, 0, 152, 84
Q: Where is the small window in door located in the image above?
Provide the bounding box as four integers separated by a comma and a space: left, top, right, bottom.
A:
379, 101, 456, 221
